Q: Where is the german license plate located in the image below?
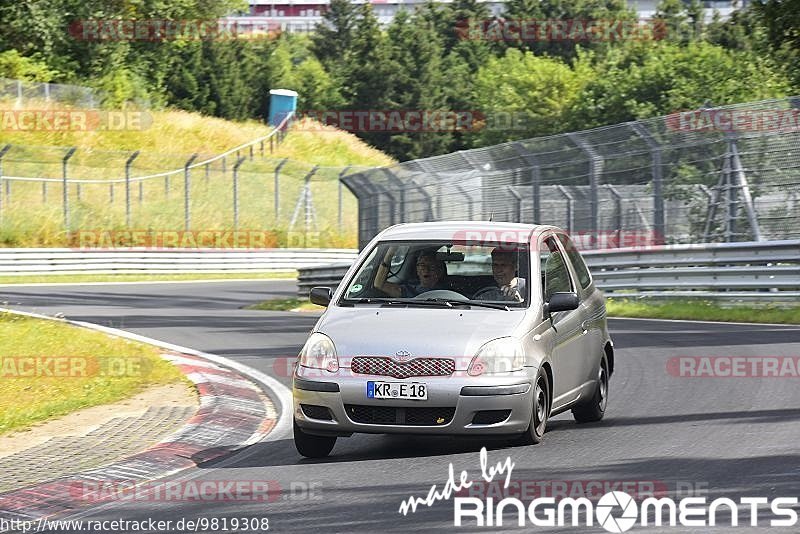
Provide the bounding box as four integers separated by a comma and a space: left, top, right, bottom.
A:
367, 381, 427, 400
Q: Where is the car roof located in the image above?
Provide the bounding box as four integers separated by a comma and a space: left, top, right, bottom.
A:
376, 221, 561, 242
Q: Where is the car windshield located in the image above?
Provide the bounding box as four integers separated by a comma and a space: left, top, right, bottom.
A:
340, 241, 530, 308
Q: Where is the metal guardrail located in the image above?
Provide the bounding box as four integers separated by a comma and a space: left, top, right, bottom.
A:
296, 240, 800, 300
0, 249, 358, 276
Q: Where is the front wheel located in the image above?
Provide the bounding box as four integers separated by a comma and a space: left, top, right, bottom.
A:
572, 355, 609, 423
294, 420, 336, 458
519, 369, 550, 445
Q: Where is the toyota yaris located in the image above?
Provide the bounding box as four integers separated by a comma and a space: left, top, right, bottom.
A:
293, 222, 614, 457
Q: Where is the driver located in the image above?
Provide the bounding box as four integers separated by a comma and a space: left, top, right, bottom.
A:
375, 249, 448, 298
475, 248, 526, 302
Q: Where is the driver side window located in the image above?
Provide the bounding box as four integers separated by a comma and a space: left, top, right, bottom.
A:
540, 237, 573, 301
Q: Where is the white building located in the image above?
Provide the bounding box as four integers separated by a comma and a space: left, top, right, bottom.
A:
237, 1, 748, 33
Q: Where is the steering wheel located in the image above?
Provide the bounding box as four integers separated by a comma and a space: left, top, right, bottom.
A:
472, 286, 502, 299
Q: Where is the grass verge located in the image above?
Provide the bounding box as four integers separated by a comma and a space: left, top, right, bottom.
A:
247, 296, 800, 323
0, 108, 394, 248
245, 297, 321, 312
606, 298, 800, 324
0, 272, 297, 285
0, 311, 189, 435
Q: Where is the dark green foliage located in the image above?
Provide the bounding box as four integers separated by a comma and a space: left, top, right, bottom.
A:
0, 0, 795, 160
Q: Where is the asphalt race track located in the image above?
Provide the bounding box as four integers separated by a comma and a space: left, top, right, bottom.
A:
2, 280, 799, 533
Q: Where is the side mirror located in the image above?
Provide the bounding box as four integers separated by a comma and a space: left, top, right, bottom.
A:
309, 287, 332, 307
545, 292, 579, 314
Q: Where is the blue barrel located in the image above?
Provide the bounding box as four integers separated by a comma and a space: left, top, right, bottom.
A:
268, 89, 298, 126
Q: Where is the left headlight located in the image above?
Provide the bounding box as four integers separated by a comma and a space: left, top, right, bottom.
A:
468, 337, 525, 376
298, 332, 339, 372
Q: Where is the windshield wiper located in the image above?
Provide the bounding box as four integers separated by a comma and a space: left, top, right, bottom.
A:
421, 298, 511, 311
346, 298, 451, 307
345, 297, 511, 310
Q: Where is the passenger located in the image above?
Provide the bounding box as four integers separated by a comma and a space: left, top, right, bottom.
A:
375, 249, 448, 298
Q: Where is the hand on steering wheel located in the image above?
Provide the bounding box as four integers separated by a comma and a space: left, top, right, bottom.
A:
473, 286, 503, 299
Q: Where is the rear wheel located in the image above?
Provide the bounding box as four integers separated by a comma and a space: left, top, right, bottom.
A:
572, 355, 609, 423
294, 420, 336, 458
519, 369, 550, 444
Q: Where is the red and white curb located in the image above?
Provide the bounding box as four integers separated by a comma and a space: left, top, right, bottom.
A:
0, 308, 293, 522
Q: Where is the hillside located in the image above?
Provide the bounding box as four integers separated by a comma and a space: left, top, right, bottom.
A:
0, 108, 394, 248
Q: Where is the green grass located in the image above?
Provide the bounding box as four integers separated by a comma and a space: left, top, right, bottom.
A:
245, 297, 322, 312
0, 272, 297, 285
247, 296, 800, 322
606, 298, 800, 324
0, 311, 189, 435
0, 107, 394, 249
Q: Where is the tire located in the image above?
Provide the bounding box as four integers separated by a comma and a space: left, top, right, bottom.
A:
519, 369, 550, 445
572, 355, 609, 423
294, 420, 336, 458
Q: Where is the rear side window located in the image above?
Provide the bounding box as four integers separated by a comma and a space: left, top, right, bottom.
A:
558, 234, 592, 289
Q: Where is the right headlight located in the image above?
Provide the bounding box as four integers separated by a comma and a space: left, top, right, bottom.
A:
298, 332, 339, 372
468, 337, 525, 376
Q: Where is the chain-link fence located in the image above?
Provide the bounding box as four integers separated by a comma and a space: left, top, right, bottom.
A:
343, 97, 800, 249
0, 78, 102, 109
0, 116, 369, 248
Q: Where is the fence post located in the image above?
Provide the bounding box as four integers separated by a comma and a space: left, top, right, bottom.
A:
260, 140, 265, 157
728, 136, 762, 241
556, 185, 574, 234
382, 168, 404, 225
338, 166, 351, 231
289, 166, 319, 247
125, 150, 140, 227
232, 156, 246, 231
184, 154, 198, 231
567, 133, 602, 248
109, 183, 114, 204
62, 147, 77, 233
605, 184, 623, 235
507, 186, 523, 223
274, 158, 288, 221
221, 156, 227, 175
205, 162, 210, 184
249, 145, 254, 161
453, 184, 475, 219
512, 142, 541, 223
630, 123, 665, 245
0, 145, 11, 224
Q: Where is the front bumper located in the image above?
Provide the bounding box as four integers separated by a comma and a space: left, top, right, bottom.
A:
293, 368, 534, 436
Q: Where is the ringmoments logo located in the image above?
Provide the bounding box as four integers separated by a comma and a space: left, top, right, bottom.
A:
396, 448, 799, 531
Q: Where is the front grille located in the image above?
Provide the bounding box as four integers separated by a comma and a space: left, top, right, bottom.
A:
345, 405, 456, 426
300, 404, 334, 420
351, 357, 455, 378
471, 410, 511, 425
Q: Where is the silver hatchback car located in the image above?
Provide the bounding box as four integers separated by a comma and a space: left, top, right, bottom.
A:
293, 222, 614, 457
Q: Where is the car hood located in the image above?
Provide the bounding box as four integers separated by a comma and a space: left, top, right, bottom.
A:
316, 306, 527, 370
